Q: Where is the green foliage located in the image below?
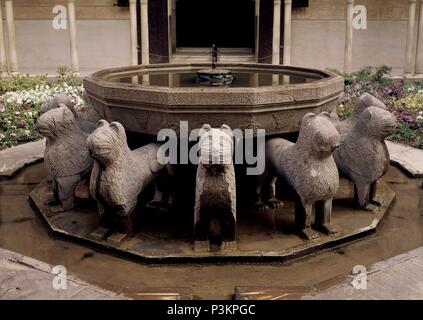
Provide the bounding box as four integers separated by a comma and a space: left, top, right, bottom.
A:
0, 74, 48, 95
389, 122, 423, 149
52, 65, 82, 87
0, 65, 85, 149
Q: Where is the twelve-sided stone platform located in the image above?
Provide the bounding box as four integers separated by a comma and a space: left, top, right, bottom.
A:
30, 178, 395, 263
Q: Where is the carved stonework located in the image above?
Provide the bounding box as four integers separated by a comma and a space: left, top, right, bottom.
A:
195, 115, 226, 129
334, 106, 397, 209
36, 106, 93, 211
259, 112, 340, 240
41, 93, 97, 134
337, 93, 387, 138
162, 116, 180, 132
87, 120, 165, 243
134, 111, 152, 130
194, 124, 237, 251
273, 110, 294, 130
240, 115, 261, 133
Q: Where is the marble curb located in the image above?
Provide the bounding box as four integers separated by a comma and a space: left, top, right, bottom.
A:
302, 246, 423, 300
0, 139, 46, 178
386, 141, 423, 178
0, 248, 130, 300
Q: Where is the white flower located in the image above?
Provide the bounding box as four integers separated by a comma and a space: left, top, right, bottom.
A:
417, 115, 423, 121
14, 111, 20, 115
24, 130, 31, 136
0, 134, 5, 139
10, 133, 16, 137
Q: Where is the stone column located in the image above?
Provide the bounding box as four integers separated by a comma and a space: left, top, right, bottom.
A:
405, 0, 417, 75
272, 0, 282, 65
344, 0, 354, 74
68, 0, 79, 73
255, 0, 260, 62
283, 0, 292, 66
415, 0, 423, 74
171, 0, 176, 53
167, 0, 173, 62
0, 2, 8, 74
129, 0, 138, 66
5, 0, 18, 73
140, 0, 150, 65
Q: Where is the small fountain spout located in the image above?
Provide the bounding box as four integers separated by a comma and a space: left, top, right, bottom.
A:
196, 44, 233, 86
211, 44, 218, 70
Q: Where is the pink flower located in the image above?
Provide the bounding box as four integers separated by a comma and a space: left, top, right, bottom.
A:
18, 119, 26, 128
0, 101, 4, 113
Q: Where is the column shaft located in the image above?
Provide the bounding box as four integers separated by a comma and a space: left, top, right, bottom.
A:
415, 0, 423, 73
344, 0, 354, 74
272, 0, 281, 65
5, 0, 18, 73
140, 0, 149, 65
283, 0, 292, 65
255, 0, 260, 62
68, 0, 79, 73
405, 0, 417, 75
0, 1, 8, 74
129, 0, 138, 66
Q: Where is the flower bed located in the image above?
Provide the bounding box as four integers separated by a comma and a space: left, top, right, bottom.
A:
0, 66, 86, 149
332, 65, 423, 149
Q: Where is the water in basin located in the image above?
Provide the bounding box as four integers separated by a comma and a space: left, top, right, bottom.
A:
107, 70, 320, 88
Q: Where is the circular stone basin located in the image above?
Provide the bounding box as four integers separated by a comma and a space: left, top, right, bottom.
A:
83, 63, 344, 136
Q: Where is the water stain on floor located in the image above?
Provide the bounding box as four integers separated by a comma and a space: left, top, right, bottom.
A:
0, 162, 422, 299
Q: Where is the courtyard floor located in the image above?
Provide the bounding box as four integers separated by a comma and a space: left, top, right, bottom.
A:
0, 162, 422, 299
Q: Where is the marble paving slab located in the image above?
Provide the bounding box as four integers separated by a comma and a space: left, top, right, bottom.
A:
0, 139, 46, 178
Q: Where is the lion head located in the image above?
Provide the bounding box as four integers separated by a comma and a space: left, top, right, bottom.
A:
353, 93, 387, 115
198, 124, 234, 168
299, 112, 340, 158
86, 120, 129, 166
36, 105, 78, 139
358, 106, 397, 138
40, 93, 76, 116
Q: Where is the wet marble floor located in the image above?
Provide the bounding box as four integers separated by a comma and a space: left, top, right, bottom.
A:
1, 162, 422, 299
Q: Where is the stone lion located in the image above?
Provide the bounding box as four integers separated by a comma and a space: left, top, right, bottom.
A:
41, 93, 97, 134
260, 112, 340, 240
194, 124, 237, 251
336, 93, 387, 137
87, 120, 165, 243
334, 106, 397, 209
36, 106, 93, 211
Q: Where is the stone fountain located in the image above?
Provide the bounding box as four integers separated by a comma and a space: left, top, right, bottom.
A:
196, 45, 234, 86
29, 61, 396, 263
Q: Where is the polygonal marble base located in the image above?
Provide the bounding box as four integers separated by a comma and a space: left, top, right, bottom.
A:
29, 178, 395, 263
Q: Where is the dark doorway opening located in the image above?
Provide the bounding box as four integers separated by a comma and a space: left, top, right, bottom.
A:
176, 0, 255, 48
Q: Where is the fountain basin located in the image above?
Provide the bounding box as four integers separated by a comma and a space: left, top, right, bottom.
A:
83, 63, 344, 135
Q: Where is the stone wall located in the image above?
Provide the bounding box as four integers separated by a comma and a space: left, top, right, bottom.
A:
0, 0, 418, 75
2, 0, 130, 73
291, 0, 412, 75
